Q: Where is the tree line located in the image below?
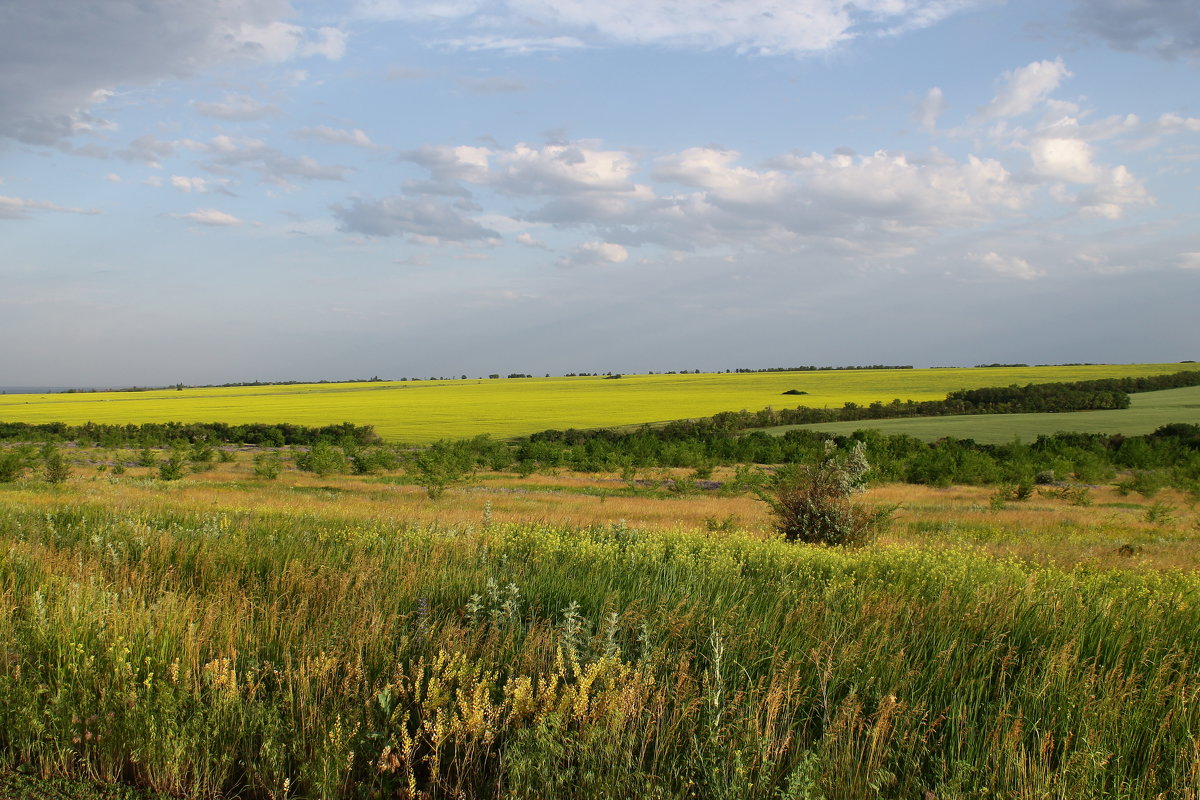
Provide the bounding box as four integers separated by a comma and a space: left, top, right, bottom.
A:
0, 420, 380, 447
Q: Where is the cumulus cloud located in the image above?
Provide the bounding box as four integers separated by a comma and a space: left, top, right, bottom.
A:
559, 240, 629, 266
1030, 137, 1103, 183
402, 145, 494, 183
0, 195, 101, 220
516, 232, 549, 249
331, 195, 501, 242
1071, 0, 1200, 61
397, 137, 1041, 260
171, 208, 245, 226
170, 176, 210, 193
654, 147, 791, 204
0, 0, 344, 145
193, 94, 281, 121
973, 251, 1044, 280
358, 0, 982, 56
976, 58, 1072, 120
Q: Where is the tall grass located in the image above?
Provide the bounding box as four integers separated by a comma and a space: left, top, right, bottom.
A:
2, 496, 1198, 798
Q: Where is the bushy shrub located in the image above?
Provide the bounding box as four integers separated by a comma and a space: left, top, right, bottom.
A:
253, 452, 283, 480
756, 441, 893, 546
41, 446, 70, 485
294, 442, 348, 476
0, 449, 26, 482
158, 452, 186, 481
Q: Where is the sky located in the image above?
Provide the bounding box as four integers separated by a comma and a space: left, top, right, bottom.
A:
2, 0, 1198, 386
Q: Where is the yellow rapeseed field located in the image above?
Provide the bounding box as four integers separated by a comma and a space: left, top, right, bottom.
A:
0, 363, 1187, 442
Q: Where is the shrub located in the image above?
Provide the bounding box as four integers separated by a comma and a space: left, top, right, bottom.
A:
253, 452, 283, 480
756, 441, 893, 546
158, 452, 186, 481
294, 442, 348, 476
42, 446, 70, 485
0, 449, 26, 482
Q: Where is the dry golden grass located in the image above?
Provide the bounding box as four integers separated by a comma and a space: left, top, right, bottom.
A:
14, 453, 1197, 574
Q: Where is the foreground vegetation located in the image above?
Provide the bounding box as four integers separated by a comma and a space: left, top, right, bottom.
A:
1, 363, 1191, 443
2, 457, 1200, 798
2, 364, 1199, 798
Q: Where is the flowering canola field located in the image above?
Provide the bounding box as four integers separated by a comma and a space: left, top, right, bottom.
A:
0, 363, 1187, 443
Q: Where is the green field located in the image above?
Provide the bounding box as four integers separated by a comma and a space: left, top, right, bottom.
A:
759, 383, 1200, 443
0, 363, 1190, 443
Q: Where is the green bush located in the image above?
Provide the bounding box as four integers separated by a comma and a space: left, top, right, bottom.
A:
756, 441, 894, 546
158, 452, 186, 481
42, 446, 71, 485
252, 452, 283, 480
0, 449, 26, 482
294, 442, 348, 476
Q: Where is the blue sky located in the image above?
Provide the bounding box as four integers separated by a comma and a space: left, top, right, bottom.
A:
2, 0, 1198, 385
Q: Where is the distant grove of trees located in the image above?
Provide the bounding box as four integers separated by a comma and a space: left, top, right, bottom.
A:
0, 421, 380, 448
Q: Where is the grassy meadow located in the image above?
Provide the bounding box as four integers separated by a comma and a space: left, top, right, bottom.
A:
1, 363, 1191, 443
2, 452, 1200, 798
762, 384, 1200, 443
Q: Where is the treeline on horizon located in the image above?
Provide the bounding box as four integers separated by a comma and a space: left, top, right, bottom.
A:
0, 420, 380, 448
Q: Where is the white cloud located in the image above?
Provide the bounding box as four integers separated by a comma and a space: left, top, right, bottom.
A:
402, 145, 494, 183
435, 35, 587, 54
495, 142, 645, 195
654, 147, 790, 204
973, 251, 1044, 280
178, 134, 354, 186
1076, 165, 1153, 219
193, 94, 281, 121
917, 87, 945, 134
360, 0, 982, 56
516, 232, 549, 249
172, 208, 245, 226
105, 172, 122, 183
234, 22, 347, 62
1178, 252, 1200, 270
0, 195, 101, 219
1030, 137, 1103, 183
331, 195, 501, 241
295, 126, 380, 149
976, 58, 1072, 120
169, 176, 210, 193
559, 240, 629, 266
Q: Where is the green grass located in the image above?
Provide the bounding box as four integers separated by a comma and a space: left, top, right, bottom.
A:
757, 384, 1200, 443
0, 364, 1190, 443
2, 485, 1199, 799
